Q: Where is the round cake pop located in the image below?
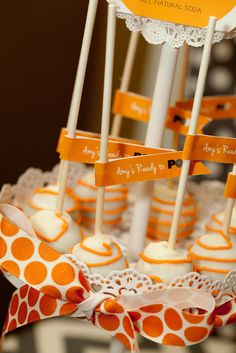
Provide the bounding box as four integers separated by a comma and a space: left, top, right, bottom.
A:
135, 241, 193, 283
24, 184, 80, 221
148, 182, 197, 241
30, 209, 82, 254
75, 169, 128, 227
206, 208, 236, 238
189, 232, 236, 281
71, 234, 127, 276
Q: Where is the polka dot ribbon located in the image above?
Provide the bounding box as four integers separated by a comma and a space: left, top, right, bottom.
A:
1, 205, 236, 351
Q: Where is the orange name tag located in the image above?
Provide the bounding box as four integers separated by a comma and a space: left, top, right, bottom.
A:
224, 173, 236, 199
59, 135, 171, 164
177, 96, 236, 119
95, 152, 211, 186
112, 90, 151, 123
183, 134, 236, 164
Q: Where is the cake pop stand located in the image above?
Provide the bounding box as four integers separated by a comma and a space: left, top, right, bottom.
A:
106, 0, 236, 261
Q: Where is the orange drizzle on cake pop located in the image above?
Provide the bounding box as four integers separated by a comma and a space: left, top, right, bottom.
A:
29, 187, 79, 213
35, 213, 69, 242
79, 204, 127, 215
152, 194, 194, 206
139, 252, 192, 264
77, 179, 128, 194
151, 204, 197, 216
72, 241, 123, 267
212, 213, 236, 233
147, 227, 193, 241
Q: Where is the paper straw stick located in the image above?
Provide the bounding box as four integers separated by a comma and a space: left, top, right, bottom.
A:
168, 17, 217, 250
94, 3, 117, 235
223, 163, 236, 236
111, 31, 139, 137
127, 44, 179, 260
56, 0, 99, 214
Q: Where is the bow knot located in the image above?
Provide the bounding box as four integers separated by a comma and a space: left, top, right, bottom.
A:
1, 205, 236, 352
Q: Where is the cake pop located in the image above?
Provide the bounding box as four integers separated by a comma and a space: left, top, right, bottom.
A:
189, 232, 236, 281
71, 234, 127, 276
148, 182, 197, 241
206, 208, 236, 238
30, 209, 82, 254
75, 169, 128, 226
135, 241, 193, 283
24, 184, 80, 221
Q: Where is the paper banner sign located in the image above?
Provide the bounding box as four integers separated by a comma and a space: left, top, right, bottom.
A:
58, 133, 172, 164
177, 96, 236, 119
183, 134, 236, 164
224, 173, 236, 199
114, 0, 236, 31
95, 152, 210, 186
112, 90, 211, 135
1, 205, 236, 351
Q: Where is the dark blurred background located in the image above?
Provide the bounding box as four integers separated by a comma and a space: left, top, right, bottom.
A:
0, 0, 149, 187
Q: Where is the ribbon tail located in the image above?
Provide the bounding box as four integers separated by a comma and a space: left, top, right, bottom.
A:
2, 285, 78, 337
93, 300, 137, 352
214, 298, 236, 327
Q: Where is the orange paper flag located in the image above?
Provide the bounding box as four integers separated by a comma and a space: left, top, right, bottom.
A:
59, 134, 172, 164
183, 134, 236, 164
112, 90, 211, 134
57, 127, 143, 154
95, 152, 211, 186
112, 90, 151, 123
177, 96, 236, 119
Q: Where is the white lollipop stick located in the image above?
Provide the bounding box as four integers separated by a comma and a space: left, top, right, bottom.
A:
111, 31, 139, 137
169, 44, 190, 189
177, 44, 190, 102
128, 44, 179, 260
56, 0, 99, 214
223, 163, 236, 236
95, 3, 117, 235
168, 17, 217, 250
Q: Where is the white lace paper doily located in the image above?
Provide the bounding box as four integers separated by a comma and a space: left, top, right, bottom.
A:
106, 0, 231, 48
116, 13, 225, 48
67, 255, 236, 307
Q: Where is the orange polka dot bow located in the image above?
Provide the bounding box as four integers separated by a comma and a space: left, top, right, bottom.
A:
0, 205, 236, 352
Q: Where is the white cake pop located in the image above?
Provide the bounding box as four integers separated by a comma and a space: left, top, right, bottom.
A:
148, 182, 197, 241
71, 234, 128, 276
189, 232, 236, 281
75, 169, 128, 227
206, 208, 236, 238
135, 241, 193, 283
24, 184, 80, 222
30, 209, 82, 254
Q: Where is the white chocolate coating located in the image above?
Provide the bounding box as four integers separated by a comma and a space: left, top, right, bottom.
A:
135, 241, 193, 283
189, 232, 236, 281
75, 169, 128, 225
72, 234, 127, 276
24, 184, 80, 221
30, 210, 82, 254
206, 208, 236, 236
148, 183, 197, 240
